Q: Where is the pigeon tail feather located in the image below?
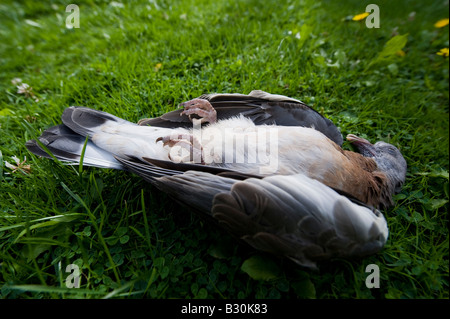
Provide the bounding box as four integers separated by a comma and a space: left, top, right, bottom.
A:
25, 124, 123, 169
61, 106, 134, 137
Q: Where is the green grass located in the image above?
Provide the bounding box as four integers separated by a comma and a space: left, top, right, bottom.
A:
0, 0, 448, 299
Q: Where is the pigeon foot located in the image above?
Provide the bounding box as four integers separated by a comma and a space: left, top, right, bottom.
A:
179, 98, 217, 124
156, 133, 204, 164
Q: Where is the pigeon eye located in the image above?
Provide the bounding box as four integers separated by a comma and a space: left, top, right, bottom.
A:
387, 147, 397, 155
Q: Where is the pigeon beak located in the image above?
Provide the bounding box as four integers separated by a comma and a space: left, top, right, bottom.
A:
346, 134, 377, 157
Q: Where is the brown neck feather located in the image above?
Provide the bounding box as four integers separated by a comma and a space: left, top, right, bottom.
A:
341, 150, 395, 208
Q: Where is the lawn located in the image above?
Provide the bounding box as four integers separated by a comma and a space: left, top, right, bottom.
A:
0, 0, 448, 299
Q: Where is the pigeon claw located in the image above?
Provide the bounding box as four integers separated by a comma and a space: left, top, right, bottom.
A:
179, 98, 217, 124
156, 133, 205, 164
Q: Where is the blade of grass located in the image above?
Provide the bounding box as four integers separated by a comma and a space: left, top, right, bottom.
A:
60, 181, 121, 285
78, 136, 89, 175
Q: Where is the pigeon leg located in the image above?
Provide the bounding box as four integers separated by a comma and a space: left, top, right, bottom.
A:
156, 133, 204, 164
179, 98, 217, 124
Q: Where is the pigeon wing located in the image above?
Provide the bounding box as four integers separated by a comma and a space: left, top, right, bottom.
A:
121, 160, 388, 268
211, 174, 388, 268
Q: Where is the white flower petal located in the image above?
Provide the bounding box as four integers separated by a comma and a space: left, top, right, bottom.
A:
11, 155, 20, 164
4, 161, 16, 169
11, 78, 22, 85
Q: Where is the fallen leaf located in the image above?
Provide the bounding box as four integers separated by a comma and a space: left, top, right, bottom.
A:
154, 63, 162, 72
241, 255, 281, 281
434, 18, 449, 28
352, 12, 369, 21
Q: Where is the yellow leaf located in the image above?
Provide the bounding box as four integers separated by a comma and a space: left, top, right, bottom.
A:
434, 18, 449, 28
436, 48, 449, 57
396, 50, 406, 57
352, 12, 369, 21
154, 63, 162, 72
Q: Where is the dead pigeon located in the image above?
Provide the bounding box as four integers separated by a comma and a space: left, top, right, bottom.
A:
25, 92, 407, 267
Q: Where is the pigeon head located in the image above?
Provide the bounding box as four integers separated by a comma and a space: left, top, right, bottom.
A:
347, 134, 407, 193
